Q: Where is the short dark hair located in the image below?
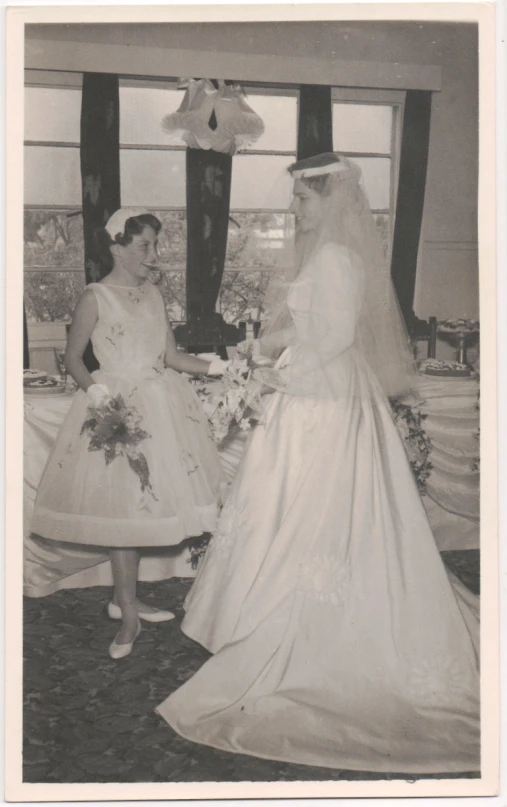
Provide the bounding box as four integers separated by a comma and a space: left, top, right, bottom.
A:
95, 213, 162, 275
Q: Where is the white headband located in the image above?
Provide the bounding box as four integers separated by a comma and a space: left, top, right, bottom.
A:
105, 207, 151, 240
291, 160, 350, 179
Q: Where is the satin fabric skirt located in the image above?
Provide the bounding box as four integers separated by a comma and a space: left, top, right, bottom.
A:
157, 357, 480, 774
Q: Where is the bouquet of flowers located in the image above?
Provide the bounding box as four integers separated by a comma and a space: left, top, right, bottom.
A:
191, 346, 280, 444
80, 393, 156, 498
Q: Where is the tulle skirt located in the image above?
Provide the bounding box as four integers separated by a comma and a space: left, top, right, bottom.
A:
31, 369, 226, 548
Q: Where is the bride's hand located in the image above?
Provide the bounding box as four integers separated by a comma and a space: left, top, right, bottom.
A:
251, 355, 274, 368
253, 367, 286, 390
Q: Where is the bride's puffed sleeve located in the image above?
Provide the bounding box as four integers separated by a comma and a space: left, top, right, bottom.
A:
277, 243, 364, 396
258, 324, 297, 355
303, 243, 362, 360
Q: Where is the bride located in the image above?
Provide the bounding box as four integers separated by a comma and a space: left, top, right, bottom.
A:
156, 153, 480, 774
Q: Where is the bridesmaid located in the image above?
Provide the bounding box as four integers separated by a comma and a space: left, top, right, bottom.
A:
31, 208, 229, 658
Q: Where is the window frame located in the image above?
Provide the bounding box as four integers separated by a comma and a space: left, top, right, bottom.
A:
23, 76, 300, 279
331, 87, 405, 264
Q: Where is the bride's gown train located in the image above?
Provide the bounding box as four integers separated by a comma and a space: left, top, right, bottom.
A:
156, 244, 480, 774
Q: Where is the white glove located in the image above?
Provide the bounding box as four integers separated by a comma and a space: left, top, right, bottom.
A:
207, 358, 230, 376
237, 339, 261, 357
87, 383, 112, 407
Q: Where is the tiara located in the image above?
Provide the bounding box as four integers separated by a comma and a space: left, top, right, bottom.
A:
290, 160, 351, 180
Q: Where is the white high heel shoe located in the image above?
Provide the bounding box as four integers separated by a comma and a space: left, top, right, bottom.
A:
107, 602, 175, 623
109, 620, 142, 660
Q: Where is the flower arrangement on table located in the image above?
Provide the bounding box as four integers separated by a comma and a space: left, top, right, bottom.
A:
81, 393, 156, 498
437, 318, 480, 334
437, 318, 480, 367
418, 358, 473, 378
389, 398, 433, 495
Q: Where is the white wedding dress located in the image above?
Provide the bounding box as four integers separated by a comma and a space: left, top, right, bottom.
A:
156, 243, 480, 774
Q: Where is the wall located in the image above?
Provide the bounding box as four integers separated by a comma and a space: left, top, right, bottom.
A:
415, 24, 479, 320
25, 21, 479, 320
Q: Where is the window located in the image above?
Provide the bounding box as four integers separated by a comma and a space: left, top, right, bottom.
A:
219, 88, 298, 324
24, 76, 403, 328
23, 76, 298, 327
332, 88, 405, 260
24, 76, 85, 323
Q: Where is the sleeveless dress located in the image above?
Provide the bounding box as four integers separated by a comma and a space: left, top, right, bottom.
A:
30, 281, 226, 548
156, 244, 480, 774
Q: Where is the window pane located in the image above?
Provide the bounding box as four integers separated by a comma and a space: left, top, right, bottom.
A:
24, 146, 81, 206
151, 210, 186, 268
120, 86, 186, 146
333, 104, 392, 154
349, 157, 391, 211
218, 270, 273, 324
243, 94, 297, 152
120, 150, 186, 207
24, 87, 81, 143
24, 271, 85, 323
24, 209, 84, 268
231, 155, 294, 209
226, 212, 292, 269
155, 270, 186, 322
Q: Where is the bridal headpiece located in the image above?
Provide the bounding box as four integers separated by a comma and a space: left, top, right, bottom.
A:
105, 208, 151, 241
291, 156, 351, 180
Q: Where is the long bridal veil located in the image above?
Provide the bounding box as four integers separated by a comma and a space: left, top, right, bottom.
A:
252, 155, 418, 401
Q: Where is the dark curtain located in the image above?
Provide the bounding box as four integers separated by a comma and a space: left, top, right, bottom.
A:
297, 85, 333, 160
390, 91, 432, 334
175, 80, 237, 356
80, 72, 121, 370
184, 148, 233, 349
23, 304, 30, 369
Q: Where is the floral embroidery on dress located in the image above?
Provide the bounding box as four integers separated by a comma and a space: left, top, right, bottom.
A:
208, 531, 236, 556
57, 441, 74, 469
181, 448, 199, 476
152, 352, 165, 375
208, 501, 240, 556
127, 287, 146, 305
105, 322, 125, 347
297, 554, 350, 606
136, 497, 153, 516
402, 654, 469, 706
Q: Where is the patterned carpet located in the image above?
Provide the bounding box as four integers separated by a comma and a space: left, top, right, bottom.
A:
23, 550, 480, 784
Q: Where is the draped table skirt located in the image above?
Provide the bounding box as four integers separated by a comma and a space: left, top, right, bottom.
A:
398, 374, 479, 551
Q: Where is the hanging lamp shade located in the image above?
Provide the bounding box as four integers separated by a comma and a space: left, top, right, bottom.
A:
162, 79, 265, 156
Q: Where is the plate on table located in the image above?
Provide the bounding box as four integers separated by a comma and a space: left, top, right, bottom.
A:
24, 376, 69, 396
418, 360, 474, 378
424, 368, 473, 377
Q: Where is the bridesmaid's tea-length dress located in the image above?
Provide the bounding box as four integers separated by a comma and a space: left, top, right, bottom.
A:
31, 281, 225, 548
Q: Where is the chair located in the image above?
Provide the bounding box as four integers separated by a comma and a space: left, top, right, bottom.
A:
412, 316, 437, 359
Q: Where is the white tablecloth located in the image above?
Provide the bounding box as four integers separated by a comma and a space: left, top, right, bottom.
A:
24, 374, 479, 597
400, 374, 479, 551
